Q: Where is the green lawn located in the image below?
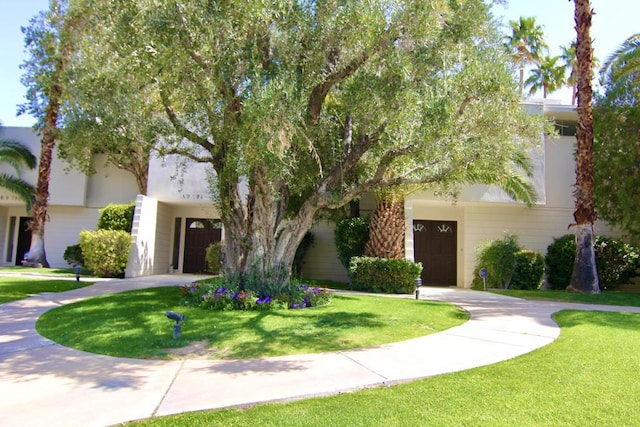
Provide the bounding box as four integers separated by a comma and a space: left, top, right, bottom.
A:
0, 266, 94, 276
491, 288, 640, 306
128, 309, 640, 426
0, 276, 94, 304
36, 286, 468, 359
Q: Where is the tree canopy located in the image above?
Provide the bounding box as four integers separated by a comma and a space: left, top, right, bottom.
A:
594, 55, 640, 244
63, 0, 543, 281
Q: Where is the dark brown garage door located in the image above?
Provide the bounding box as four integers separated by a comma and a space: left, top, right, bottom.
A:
413, 220, 457, 286
183, 218, 222, 273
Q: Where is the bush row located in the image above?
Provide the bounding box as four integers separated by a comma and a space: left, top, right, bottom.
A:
546, 234, 640, 290
472, 233, 640, 291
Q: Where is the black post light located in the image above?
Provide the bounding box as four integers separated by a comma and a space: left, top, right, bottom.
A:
415, 277, 422, 300
165, 311, 185, 339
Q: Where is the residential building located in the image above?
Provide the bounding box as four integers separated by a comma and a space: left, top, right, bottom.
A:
0, 100, 617, 287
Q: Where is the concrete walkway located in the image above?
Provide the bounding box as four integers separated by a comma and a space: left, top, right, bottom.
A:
1, 275, 639, 426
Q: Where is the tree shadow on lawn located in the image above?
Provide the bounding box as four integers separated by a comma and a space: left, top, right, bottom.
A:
211, 308, 385, 359
37, 288, 394, 360
554, 309, 640, 332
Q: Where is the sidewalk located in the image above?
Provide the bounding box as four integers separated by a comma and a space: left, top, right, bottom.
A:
1, 275, 639, 426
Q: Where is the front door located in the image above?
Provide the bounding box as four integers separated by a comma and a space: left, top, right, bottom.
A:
413, 220, 457, 286
183, 218, 221, 273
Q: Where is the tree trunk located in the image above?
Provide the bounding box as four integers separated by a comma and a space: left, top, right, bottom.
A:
569, 0, 599, 293
220, 172, 314, 285
26, 71, 62, 268
365, 197, 405, 259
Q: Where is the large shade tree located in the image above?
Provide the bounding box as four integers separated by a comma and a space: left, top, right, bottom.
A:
68, 0, 542, 282
568, 0, 599, 294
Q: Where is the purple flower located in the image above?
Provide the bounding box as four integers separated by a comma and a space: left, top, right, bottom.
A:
256, 296, 272, 305
215, 288, 228, 295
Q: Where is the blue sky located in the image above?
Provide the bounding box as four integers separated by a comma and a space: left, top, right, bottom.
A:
1, 0, 639, 127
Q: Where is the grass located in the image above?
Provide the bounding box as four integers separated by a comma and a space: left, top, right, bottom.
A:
0, 276, 94, 304
36, 286, 468, 359
491, 288, 640, 306
0, 266, 94, 276
128, 309, 640, 426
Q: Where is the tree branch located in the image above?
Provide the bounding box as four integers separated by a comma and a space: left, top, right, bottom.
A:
159, 88, 214, 152
306, 34, 392, 125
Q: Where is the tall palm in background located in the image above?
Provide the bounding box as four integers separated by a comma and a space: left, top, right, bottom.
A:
0, 124, 36, 212
568, 0, 599, 294
505, 16, 548, 96
525, 55, 566, 98
561, 42, 578, 104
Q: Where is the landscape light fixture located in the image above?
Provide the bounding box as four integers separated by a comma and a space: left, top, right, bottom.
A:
165, 311, 185, 339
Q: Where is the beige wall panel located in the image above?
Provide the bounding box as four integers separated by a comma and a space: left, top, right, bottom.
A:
303, 221, 348, 283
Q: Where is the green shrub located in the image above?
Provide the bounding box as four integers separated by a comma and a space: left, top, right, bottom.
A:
545, 234, 575, 290
79, 229, 132, 277
509, 250, 545, 290
292, 232, 314, 278
63, 244, 84, 266
97, 203, 135, 232
348, 256, 422, 294
546, 234, 640, 290
471, 234, 521, 290
594, 236, 640, 289
334, 217, 369, 270
205, 241, 223, 274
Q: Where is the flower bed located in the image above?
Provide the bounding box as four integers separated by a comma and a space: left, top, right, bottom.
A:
180, 281, 332, 311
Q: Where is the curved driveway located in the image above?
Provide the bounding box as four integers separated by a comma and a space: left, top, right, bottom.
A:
1, 275, 639, 426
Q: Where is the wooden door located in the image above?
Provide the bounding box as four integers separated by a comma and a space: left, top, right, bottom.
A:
183, 218, 221, 273
413, 220, 457, 286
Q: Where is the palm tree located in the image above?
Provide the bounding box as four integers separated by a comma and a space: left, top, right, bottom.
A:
20, 0, 84, 267
525, 55, 566, 98
505, 16, 549, 96
560, 42, 578, 104
568, 0, 599, 294
0, 124, 36, 211
601, 33, 640, 87
365, 191, 406, 260
365, 155, 538, 261
562, 41, 599, 105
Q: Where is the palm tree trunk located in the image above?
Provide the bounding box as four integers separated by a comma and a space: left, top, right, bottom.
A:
365, 196, 405, 259
26, 67, 62, 268
568, 0, 599, 293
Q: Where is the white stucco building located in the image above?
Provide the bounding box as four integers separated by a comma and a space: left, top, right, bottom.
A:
0, 100, 617, 287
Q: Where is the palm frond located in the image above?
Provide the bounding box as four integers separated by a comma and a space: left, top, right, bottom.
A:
0, 139, 38, 173
0, 174, 36, 213
601, 33, 640, 84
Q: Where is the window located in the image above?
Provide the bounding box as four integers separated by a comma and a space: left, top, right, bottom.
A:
554, 120, 577, 137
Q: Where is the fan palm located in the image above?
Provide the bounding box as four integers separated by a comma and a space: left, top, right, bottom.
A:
568, 0, 599, 294
525, 55, 566, 98
505, 16, 549, 96
561, 42, 578, 104
601, 33, 640, 87
0, 125, 37, 212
